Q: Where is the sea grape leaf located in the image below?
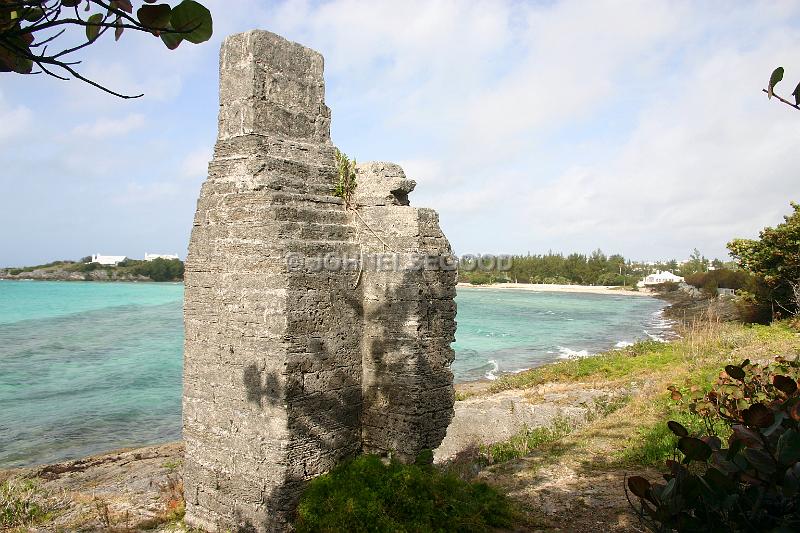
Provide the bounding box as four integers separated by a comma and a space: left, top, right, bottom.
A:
744, 448, 776, 474
769, 66, 784, 98
628, 476, 651, 499
742, 403, 774, 428
725, 365, 746, 380
678, 437, 712, 462
86, 13, 103, 42
774, 374, 798, 395
169, 0, 212, 44
778, 429, 800, 465
668, 421, 689, 437
137, 3, 171, 29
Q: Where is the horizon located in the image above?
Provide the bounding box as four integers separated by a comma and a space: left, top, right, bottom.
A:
2, 0, 799, 266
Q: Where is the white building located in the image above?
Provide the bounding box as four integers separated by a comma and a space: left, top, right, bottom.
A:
638, 270, 685, 287
90, 254, 128, 266
145, 253, 180, 261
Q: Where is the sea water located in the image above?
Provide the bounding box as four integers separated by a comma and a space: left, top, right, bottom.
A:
0, 281, 667, 467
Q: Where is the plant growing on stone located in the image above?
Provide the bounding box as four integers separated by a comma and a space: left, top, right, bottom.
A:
0, 0, 213, 98
627, 356, 800, 531
333, 148, 357, 208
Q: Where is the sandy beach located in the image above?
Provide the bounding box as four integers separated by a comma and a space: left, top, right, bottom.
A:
456, 282, 653, 297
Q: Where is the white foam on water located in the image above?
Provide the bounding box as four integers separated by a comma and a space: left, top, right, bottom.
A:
615, 341, 634, 348
485, 359, 500, 380
557, 346, 591, 359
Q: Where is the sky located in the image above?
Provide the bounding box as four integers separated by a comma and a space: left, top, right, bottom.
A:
2, 0, 800, 267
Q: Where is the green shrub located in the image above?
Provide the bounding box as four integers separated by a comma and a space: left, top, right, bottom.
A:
295, 454, 515, 532
628, 356, 800, 531
133, 258, 184, 281
1, 479, 52, 528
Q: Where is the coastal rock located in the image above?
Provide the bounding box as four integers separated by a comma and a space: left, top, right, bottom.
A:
183, 30, 456, 531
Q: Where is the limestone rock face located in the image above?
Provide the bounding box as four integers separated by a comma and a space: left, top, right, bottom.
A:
353, 162, 416, 206
183, 30, 455, 532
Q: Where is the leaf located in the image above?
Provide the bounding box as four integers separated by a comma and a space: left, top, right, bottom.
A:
702, 435, 722, 451
791, 400, 800, 422
170, 0, 212, 44
725, 365, 746, 380
774, 375, 798, 395
671, 390, 683, 401
113, 15, 124, 41
160, 31, 182, 50
0, 33, 33, 74
667, 421, 689, 437
137, 3, 171, 29
731, 425, 763, 449
86, 13, 103, 42
111, 0, 133, 13
778, 429, 800, 465
627, 476, 651, 499
678, 436, 712, 462
704, 467, 735, 493
62, 0, 82, 7
744, 448, 776, 474
23, 6, 44, 22
769, 66, 784, 98
742, 403, 775, 428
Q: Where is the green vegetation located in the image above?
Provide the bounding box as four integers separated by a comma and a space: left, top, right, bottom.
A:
628, 355, 800, 531
127, 258, 185, 282
1, 479, 62, 529
1, 1, 213, 99
333, 149, 357, 208
481, 419, 576, 465
458, 248, 733, 287
487, 339, 676, 393
728, 201, 800, 318
294, 454, 515, 532
2, 257, 184, 282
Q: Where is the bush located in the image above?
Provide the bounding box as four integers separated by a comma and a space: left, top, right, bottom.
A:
628, 356, 800, 531
295, 454, 515, 532
1, 479, 56, 528
133, 258, 184, 281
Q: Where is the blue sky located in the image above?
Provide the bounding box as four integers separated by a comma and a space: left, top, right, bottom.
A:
2, 0, 800, 267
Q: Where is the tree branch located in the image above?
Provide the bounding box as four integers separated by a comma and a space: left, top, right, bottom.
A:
762, 88, 800, 111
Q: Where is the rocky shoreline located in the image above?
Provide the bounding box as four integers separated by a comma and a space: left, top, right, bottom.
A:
0, 378, 631, 532
0, 268, 152, 282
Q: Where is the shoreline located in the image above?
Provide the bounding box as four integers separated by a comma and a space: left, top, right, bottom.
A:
456, 281, 653, 297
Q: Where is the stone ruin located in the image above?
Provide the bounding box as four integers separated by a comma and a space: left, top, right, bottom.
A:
182, 30, 457, 531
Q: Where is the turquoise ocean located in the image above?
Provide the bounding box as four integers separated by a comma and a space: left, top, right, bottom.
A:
0, 281, 668, 467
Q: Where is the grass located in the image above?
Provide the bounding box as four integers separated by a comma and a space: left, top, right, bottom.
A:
486, 339, 678, 393
470, 320, 800, 471
294, 454, 516, 533
481, 418, 576, 464
0, 478, 64, 529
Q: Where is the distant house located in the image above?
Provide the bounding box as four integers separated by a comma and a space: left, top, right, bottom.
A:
638, 270, 685, 287
91, 254, 127, 266
145, 253, 180, 261
718, 287, 736, 297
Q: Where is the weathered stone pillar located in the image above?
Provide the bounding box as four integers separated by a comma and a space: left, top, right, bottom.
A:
184, 30, 456, 532
354, 163, 457, 462
183, 30, 362, 531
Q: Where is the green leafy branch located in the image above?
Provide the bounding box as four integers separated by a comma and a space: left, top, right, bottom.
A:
333, 148, 357, 209
0, 0, 213, 98
765, 66, 800, 111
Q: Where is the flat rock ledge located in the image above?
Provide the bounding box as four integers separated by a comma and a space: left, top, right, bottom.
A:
1, 383, 631, 532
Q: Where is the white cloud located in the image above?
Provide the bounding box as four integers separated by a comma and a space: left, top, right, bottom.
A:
71, 113, 146, 139
180, 147, 213, 180
0, 91, 32, 141
4, 0, 800, 265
